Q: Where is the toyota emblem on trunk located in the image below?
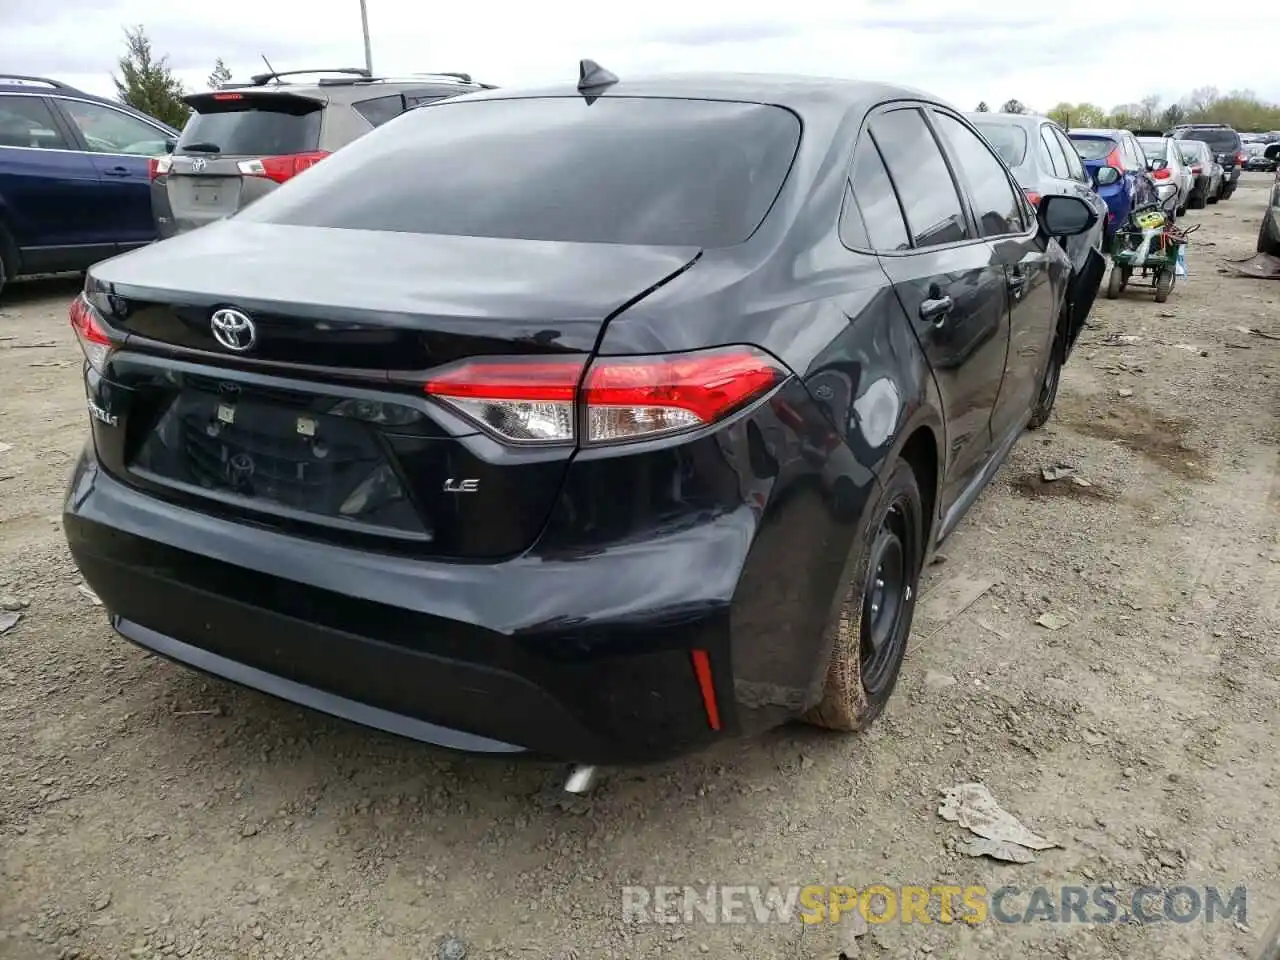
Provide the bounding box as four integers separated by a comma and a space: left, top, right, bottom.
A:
210, 308, 256, 352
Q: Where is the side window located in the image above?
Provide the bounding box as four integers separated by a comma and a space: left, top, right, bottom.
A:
845, 137, 910, 251
932, 112, 1025, 237
57, 99, 168, 155
352, 94, 405, 128
1039, 128, 1066, 178
0, 95, 70, 150
401, 89, 449, 110
1051, 127, 1087, 181
1124, 137, 1143, 171
868, 108, 968, 248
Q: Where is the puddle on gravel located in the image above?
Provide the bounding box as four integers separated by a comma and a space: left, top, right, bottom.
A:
1062, 403, 1210, 481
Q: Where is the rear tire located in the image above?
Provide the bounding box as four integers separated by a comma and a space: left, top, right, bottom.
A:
1106, 264, 1124, 299
1259, 212, 1280, 257
1027, 311, 1066, 430
804, 460, 923, 732
1155, 269, 1173, 303
0, 225, 13, 299
1190, 189, 1206, 210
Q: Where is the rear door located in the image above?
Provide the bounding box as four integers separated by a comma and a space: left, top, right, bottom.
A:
860, 105, 1011, 512
0, 93, 109, 269
52, 96, 172, 251
159, 91, 326, 233
931, 109, 1057, 443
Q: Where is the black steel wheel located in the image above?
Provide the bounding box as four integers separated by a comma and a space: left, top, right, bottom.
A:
805, 460, 923, 731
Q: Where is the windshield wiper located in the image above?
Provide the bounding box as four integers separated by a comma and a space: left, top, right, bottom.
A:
180, 142, 221, 153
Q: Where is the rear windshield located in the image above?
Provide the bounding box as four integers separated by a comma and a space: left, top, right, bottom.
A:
1068, 136, 1116, 160
1177, 129, 1240, 152
179, 94, 322, 156
236, 96, 802, 247
1178, 143, 1205, 163
973, 123, 1027, 166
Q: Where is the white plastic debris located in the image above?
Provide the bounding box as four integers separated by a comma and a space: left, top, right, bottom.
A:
939, 783, 1059, 863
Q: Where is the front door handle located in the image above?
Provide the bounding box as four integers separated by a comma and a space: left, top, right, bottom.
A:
919, 295, 954, 325
1007, 272, 1028, 296
103, 166, 131, 177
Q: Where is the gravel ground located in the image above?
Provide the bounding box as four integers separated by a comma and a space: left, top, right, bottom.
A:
1, 175, 1278, 960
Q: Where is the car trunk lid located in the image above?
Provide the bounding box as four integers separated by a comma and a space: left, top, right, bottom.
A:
83, 222, 701, 558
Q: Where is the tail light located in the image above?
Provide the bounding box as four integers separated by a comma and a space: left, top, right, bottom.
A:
1152, 167, 1171, 180
1023, 189, 1042, 207
1104, 147, 1125, 172
1191, 165, 1203, 175
148, 155, 173, 181
69, 295, 116, 373
425, 346, 787, 446
237, 151, 330, 185
1235, 151, 1246, 165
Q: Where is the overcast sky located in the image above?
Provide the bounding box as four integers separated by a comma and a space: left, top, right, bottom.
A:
4, 0, 1279, 113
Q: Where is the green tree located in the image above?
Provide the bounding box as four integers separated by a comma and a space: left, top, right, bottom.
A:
113, 26, 189, 128
207, 58, 232, 90
975, 101, 990, 112
1000, 98, 1026, 115
1161, 103, 1185, 129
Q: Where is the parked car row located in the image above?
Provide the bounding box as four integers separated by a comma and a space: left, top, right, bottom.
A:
0, 69, 492, 294
61, 65, 1107, 769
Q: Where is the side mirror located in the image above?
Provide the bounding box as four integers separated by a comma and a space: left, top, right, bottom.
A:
164, 137, 177, 154
1038, 194, 1097, 238
1094, 165, 1121, 187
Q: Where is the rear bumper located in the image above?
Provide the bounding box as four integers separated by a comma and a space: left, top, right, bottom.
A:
63, 452, 746, 764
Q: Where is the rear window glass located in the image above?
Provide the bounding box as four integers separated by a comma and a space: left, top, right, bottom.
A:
1068, 136, 1115, 160
236, 96, 802, 247
179, 95, 322, 155
973, 123, 1027, 166
1178, 129, 1239, 152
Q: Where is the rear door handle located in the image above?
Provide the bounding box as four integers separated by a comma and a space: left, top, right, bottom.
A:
919, 295, 954, 325
103, 166, 131, 177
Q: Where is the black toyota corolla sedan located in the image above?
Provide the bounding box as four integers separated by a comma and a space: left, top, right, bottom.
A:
63, 65, 1096, 765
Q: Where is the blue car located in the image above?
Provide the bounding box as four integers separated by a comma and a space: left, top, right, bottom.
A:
1067, 128, 1158, 242
0, 74, 178, 296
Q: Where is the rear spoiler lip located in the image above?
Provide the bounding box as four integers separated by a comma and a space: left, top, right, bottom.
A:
182, 89, 326, 110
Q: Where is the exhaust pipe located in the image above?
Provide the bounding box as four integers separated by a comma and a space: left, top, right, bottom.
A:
563, 764, 597, 794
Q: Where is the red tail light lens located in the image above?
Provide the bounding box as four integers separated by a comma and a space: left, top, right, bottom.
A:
1152, 167, 1171, 180
1191, 164, 1203, 175
1104, 148, 1124, 171
426, 358, 584, 443
424, 347, 787, 446
1023, 189, 1042, 207
237, 151, 330, 184
69, 295, 115, 373
582, 348, 785, 443
148, 155, 173, 181
1235, 151, 1246, 164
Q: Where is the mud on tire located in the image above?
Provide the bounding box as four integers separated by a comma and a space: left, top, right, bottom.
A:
804, 460, 924, 732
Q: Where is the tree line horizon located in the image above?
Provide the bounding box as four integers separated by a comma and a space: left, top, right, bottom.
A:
106, 26, 1280, 136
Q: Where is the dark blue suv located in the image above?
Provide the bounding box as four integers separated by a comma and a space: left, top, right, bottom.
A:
0, 75, 177, 295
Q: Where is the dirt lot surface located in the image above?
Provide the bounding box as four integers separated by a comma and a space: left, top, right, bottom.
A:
2, 176, 1279, 960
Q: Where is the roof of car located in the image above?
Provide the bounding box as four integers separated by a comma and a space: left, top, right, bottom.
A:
444, 72, 946, 118
1067, 128, 1128, 137
965, 112, 1055, 129
0, 74, 180, 132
